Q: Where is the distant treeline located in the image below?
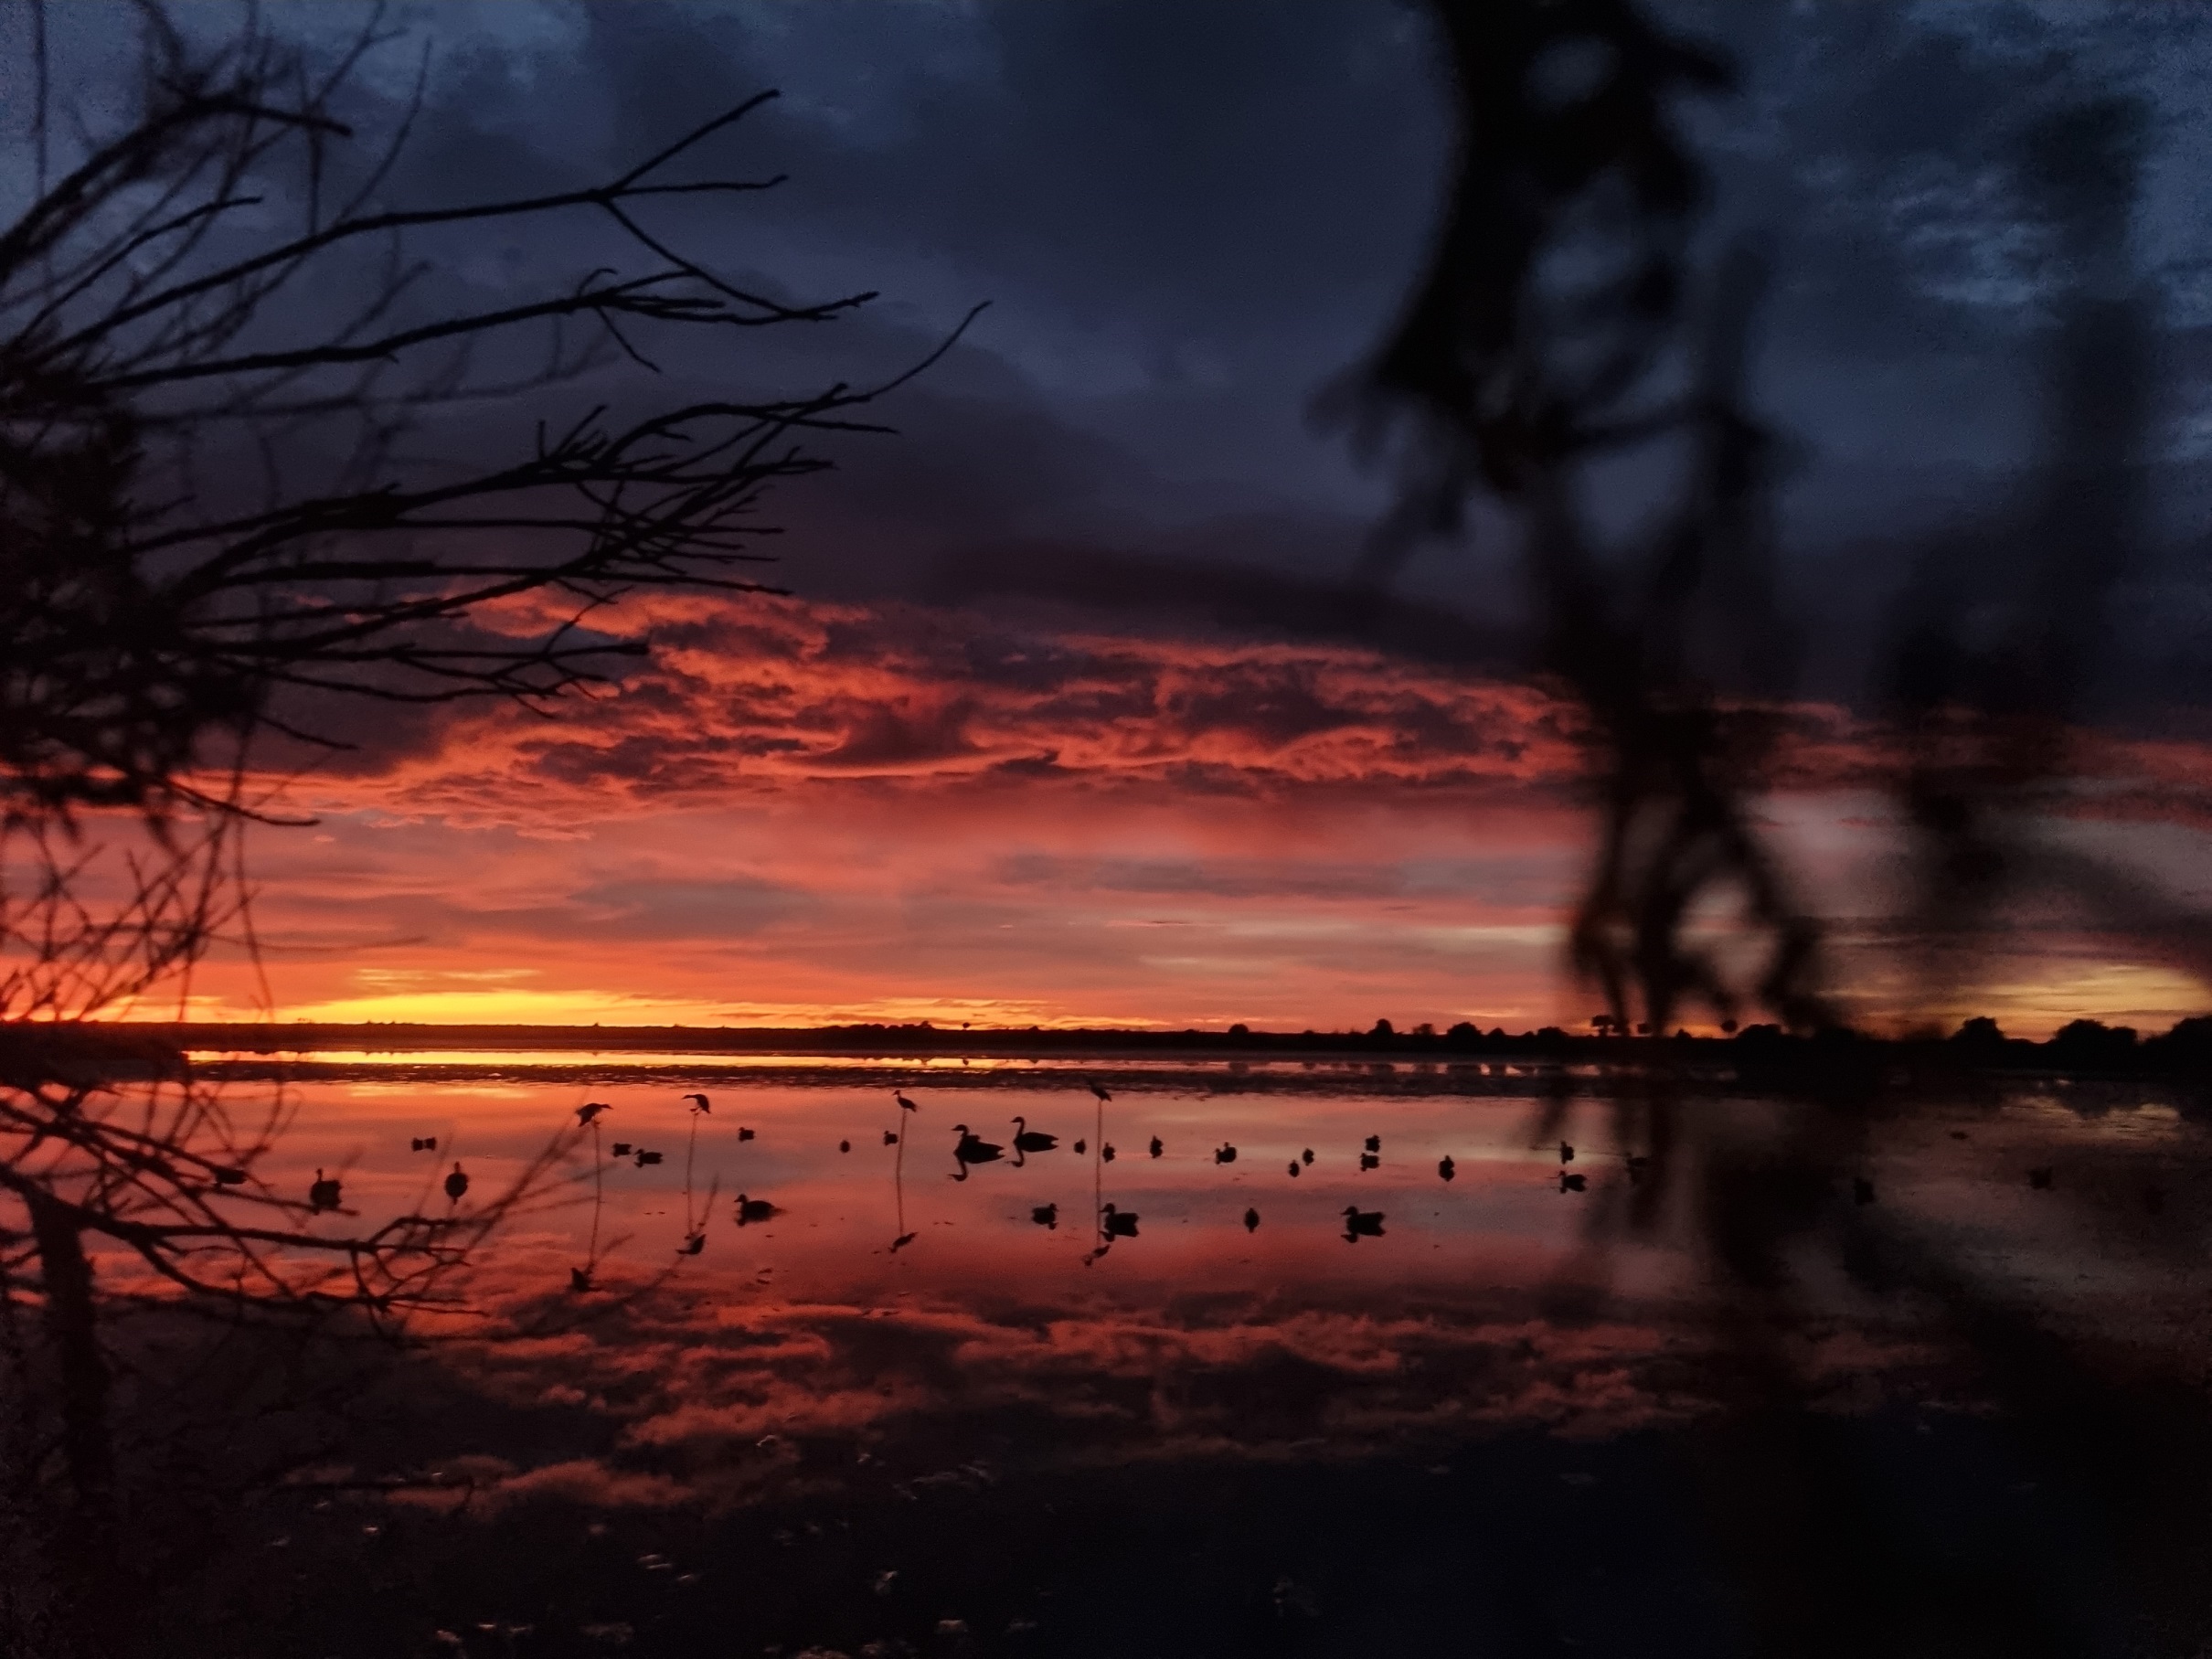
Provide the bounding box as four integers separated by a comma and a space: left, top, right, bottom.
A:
106, 1013, 2212, 1079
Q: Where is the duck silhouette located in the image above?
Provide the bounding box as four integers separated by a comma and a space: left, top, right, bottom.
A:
308, 1170, 342, 1213
1438, 1155, 1456, 1182
737, 1127, 756, 1143
1559, 1171, 1587, 1193
1559, 1141, 1575, 1164
1032, 1203, 1058, 1230
1214, 1142, 1238, 1165
1101, 1143, 1117, 1163
735, 1194, 781, 1225
443, 1163, 469, 1205
1358, 1152, 1379, 1172
410, 1136, 438, 1153
951, 1125, 1003, 1180
1243, 1207, 1260, 1233
635, 1149, 664, 1167
683, 1093, 711, 1114
1149, 1136, 1164, 1159
1301, 1148, 1315, 1166
1010, 1117, 1058, 1165
577, 1102, 611, 1126
1287, 1161, 1301, 1177
1101, 1203, 1139, 1239
883, 1130, 900, 1146
611, 1143, 633, 1157
1364, 1134, 1381, 1154
1073, 1138, 1087, 1154
1342, 1206, 1384, 1241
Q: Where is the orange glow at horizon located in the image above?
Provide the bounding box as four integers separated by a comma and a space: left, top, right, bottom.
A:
105, 594, 2211, 1041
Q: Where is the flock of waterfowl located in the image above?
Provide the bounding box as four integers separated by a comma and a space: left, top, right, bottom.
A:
350, 1079, 2082, 1285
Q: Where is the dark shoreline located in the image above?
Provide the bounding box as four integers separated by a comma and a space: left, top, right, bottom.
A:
39, 1014, 2212, 1082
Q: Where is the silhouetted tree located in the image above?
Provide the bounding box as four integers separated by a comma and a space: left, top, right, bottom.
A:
0, 8, 952, 1652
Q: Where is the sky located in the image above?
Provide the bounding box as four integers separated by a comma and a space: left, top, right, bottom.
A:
20, 0, 2212, 1036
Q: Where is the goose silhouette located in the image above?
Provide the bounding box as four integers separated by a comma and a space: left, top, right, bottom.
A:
1101, 1203, 1139, 1239
577, 1102, 611, 1126
1214, 1142, 1238, 1165
1243, 1207, 1260, 1233
1559, 1171, 1587, 1193
1032, 1202, 1058, 1230
308, 1170, 342, 1213
1149, 1136, 1164, 1159
951, 1125, 1003, 1180
1010, 1118, 1058, 1165
444, 1163, 469, 1205
1438, 1155, 1456, 1182
735, 1194, 781, 1225
1342, 1207, 1384, 1241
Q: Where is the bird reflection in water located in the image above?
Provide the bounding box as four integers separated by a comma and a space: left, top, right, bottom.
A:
1010, 1117, 1058, 1165
888, 1090, 919, 1251
1342, 1207, 1385, 1242
1084, 1201, 1141, 1266
952, 1125, 1003, 1180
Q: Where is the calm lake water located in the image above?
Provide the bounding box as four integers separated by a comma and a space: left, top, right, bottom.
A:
154, 1052, 2212, 1656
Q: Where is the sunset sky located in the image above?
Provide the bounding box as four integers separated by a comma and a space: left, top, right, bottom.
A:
76, 0, 2212, 1037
